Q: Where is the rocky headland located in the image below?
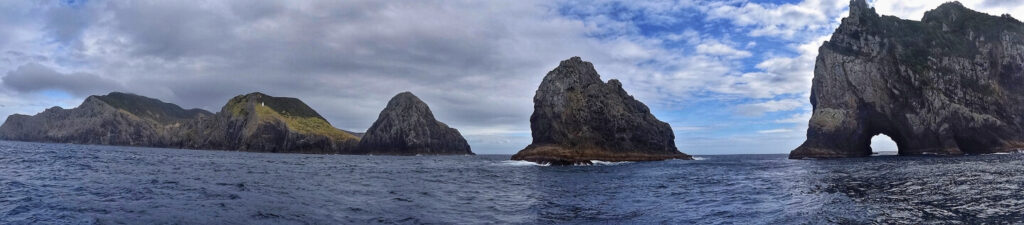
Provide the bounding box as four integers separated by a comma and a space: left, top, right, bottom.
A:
0, 92, 362, 154
0, 92, 212, 147
511, 57, 692, 165
184, 92, 361, 153
791, 0, 1024, 159
356, 92, 472, 155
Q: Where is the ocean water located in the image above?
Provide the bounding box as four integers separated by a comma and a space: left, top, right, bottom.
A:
2, 141, 1024, 224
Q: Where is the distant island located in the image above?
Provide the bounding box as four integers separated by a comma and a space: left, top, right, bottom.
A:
791, 0, 1024, 159
512, 57, 693, 165
0, 91, 473, 155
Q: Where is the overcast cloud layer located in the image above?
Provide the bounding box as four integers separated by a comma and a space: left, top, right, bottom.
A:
1, 0, 1022, 154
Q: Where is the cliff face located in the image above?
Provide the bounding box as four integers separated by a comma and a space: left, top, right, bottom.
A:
511, 57, 691, 165
791, 0, 1024, 159
187, 92, 360, 153
0, 92, 212, 147
0, 92, 360, 154
357, 92, 472, 155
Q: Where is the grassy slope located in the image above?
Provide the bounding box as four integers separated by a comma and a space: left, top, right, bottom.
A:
224, 93, 359, 141
93, 92, 211, 124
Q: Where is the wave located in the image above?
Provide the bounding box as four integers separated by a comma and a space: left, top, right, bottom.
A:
589, 160, 632, 166
499, 160, 550, 167
692, 157, 708, 161
989, 150, 1024, 155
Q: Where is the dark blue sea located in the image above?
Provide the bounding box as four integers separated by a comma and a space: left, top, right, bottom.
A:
2, 141, 1024, 224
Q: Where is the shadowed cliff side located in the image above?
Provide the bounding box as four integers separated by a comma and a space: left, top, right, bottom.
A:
511, 57, 691, 165
791, 0, 1024, 159
0, 92, 212, 147
0, 92, 361, 154
357, 92, 472, 155
185, 92, 360, 153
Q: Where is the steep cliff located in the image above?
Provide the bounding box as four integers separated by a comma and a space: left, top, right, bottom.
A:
0, 92, 360, 154
512, 57, 692, 165
187, 92, 360, 153
357, 92, 472, 155
791, 0, 1024, 159
0, 92, 212, 147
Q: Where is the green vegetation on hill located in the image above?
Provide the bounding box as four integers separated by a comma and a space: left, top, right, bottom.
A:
93, 92, 211, 123
223, 92, 358, 141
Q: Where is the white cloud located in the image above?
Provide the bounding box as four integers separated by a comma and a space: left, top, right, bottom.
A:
735, 99, 804, 116
696, 41, 752, 58
758, 129, 793, 134
872, 0, 1024, 21
703, 0, 847, 39
775, 111, 813, 124
3, 0, 1020, 155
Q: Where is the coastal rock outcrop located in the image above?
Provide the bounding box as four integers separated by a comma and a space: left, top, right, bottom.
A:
511, 57, 692, 165
0, 92, 212, 147
187, 92, 361, 153
0, 92, 361, 154
357, 92, 472, 155
791, 0, 1024, 159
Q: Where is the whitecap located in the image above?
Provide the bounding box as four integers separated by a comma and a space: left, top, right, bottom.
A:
589, 160, 632, 166
499, 160, 549, 167
692, 157, 708, 160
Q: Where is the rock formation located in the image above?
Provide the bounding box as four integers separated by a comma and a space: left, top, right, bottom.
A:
357, 92, 472, 155
791, 0, 1024, 159
186, 92, 360, 153
0, 92, 212, 147
511, 57, 692, 165
0, 92, 361, 154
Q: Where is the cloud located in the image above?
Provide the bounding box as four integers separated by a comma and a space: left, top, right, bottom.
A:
871, 0, 1024, 22
735, 99, 804, 116
757, 129, 792, 134
2, 0, 1018, 155
696, 41, 752, 58
702, 0, 847, 39
774, 111, 812, 124
2, 63, 122, 96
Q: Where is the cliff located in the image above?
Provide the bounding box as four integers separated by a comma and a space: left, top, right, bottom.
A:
511, 57, 692, 165
0, 92, 212, 147
791, 0, 1024, 158
0, 92, 361, 154
186, 92, 360, 153
357, 92, 472, 155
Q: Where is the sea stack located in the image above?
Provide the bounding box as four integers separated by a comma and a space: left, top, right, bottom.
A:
357, 92, 473, 155
188, 92, 361, 153
511, 57, 692, 165
790, 0, 1024, 159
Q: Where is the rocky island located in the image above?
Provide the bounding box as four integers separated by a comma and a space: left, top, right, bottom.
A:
791, 0, 1024, 159
511, 57, 692, 165
357, 92, 472, 155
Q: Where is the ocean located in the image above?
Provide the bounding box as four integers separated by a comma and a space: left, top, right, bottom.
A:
1, 140, 1023, 224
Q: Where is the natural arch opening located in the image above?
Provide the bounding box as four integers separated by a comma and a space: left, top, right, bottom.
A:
870, 134, 899, 156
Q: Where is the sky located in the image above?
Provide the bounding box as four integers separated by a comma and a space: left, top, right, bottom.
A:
1, 0, 1022, 155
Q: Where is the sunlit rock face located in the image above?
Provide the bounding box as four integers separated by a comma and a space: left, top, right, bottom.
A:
186, 92, 361, 154
512, 57, 691, 165
791, 0, 1024, 159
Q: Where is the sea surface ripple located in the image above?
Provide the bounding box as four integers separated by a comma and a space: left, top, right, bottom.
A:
2, 141, 1024, 224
